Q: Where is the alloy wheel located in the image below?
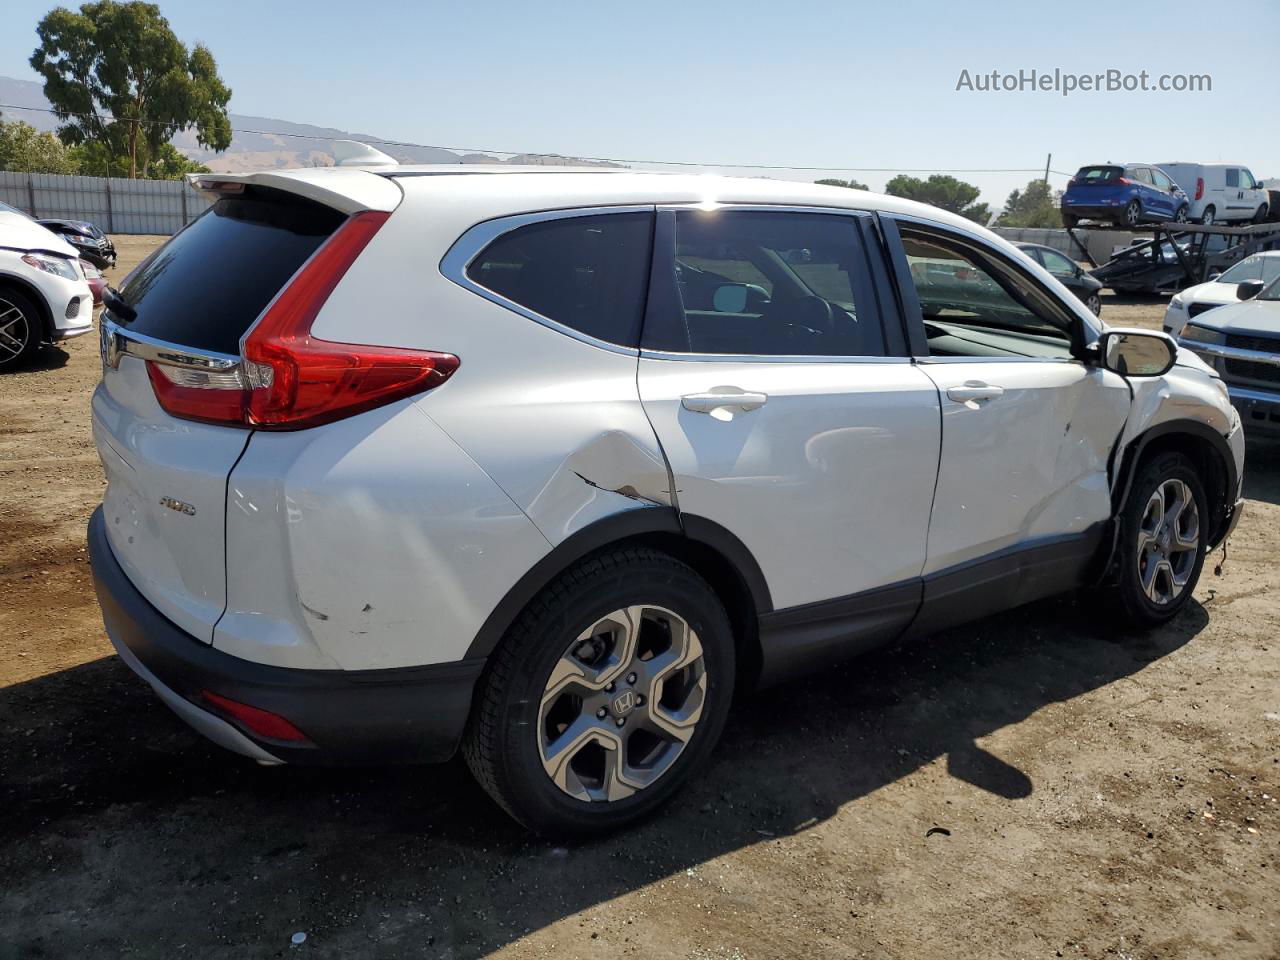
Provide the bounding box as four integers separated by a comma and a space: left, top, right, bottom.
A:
1125, 201, 1141, 227
0, 297, 31, 365
537, 605, 707, 802
1086, 293, 1102, 316
1135, 478, 1200, 606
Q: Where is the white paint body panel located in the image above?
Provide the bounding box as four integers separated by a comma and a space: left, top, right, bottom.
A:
91, 356, 249, 642
638, 358, 941, 606
915, 361, 1131, 573
0, 212, 94, 338
217, 400, 552, 670
87, 165, 1245, 676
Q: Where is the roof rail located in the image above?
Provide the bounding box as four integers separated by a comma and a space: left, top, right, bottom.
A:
332, 140, 398, 168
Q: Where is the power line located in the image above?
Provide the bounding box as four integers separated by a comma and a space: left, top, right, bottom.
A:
0, 101, 1059, 176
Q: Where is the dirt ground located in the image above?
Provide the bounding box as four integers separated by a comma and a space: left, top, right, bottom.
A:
1, 237, 1278, 960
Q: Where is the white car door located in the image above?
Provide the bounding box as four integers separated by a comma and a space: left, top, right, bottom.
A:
636, 207, 941, 672
880, 216, 1131, 632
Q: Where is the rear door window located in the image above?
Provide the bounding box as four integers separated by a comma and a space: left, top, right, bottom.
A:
466, 212, 653, 347
115, 187, 345, 355
1226, 169, 1240, 188
646, 209, 887, 357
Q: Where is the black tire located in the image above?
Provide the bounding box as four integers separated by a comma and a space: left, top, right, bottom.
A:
1174, 203, 1190, 223
1123, 200, 1142, 227
1200, 205, 1216, 226
1085, 292, 1102, 316
1103, 451, 1208, 629
0, 286, 44, 371
1253, 204, 1268, 224
463, 547, 735, 836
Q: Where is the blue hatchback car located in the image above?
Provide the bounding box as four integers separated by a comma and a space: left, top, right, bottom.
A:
1061, 163, 1190, 228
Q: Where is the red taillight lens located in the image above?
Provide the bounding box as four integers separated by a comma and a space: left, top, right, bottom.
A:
1195, 177, 1204, 201
200, 690, 309, 742
147, 210, 459, 430
1113, 177, 1131, 186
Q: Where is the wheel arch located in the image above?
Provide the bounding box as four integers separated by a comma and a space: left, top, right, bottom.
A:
0, 271, 55, 341
1111, 419, 1238, 550
464, 507, 772, 687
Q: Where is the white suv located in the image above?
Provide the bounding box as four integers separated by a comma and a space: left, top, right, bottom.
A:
0, 201, 94, 369
88, 163, 1246, 835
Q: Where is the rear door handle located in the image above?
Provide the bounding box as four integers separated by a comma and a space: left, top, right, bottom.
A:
946, 381, 1005, 404
681, 390, 768, 414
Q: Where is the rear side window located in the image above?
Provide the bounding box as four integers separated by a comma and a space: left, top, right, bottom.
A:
466, 212, 653, 347
1226, 168, 1240, 188
650, 210, 885, 357
116, 187, 344, 355
1075, 166, 1123, 182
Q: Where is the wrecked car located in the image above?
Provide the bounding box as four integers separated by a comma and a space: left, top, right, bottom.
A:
89, 155, 1245, 835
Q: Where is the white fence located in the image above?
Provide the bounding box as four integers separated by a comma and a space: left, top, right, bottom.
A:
0, 171, 213, 235
994, 226, 1141, 266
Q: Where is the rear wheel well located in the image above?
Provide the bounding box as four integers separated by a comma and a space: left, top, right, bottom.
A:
0, 275, 54, 341
620, 532, 763, 692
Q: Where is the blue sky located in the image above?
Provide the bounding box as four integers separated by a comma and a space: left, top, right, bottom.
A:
3, 0, 1278, 206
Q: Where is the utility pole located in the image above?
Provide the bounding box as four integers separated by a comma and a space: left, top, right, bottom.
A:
1044, 153, 1051, 185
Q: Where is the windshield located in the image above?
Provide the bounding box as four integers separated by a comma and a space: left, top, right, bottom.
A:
1218, 255, 1280, 286
1259, 276, 1280, 301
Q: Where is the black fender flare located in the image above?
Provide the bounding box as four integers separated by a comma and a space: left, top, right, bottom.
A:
464, 507, 772, 660
1100, 418, 1239, 580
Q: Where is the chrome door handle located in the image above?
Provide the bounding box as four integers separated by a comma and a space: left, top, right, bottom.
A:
681, 390, 768, 414
946, 381, 1005, 403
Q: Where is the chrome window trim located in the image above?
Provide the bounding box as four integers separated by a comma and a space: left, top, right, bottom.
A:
884, 210, 1104, 346
100, 316, 240, 371
438, 204, 655, 357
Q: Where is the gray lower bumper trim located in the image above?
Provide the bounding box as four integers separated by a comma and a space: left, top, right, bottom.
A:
108, 629, 283, 766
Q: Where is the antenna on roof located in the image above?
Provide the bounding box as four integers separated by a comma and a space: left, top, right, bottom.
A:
332, 140, 397, 167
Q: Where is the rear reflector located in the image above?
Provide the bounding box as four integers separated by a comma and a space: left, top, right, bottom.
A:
146, 210, 459, 430
201, 690, 309, 742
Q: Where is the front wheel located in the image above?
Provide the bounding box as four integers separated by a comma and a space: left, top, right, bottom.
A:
1085, 292, 1103, 316
1253, 204, 1269, 224
1123, 199, 1142, 227
1103, 451, 1208, 629
0, 287, 43, 371
463, 548, 735, 836
1174, 203, 1190, 223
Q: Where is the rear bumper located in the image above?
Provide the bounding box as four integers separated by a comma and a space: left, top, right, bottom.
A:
88, 506, 483, 765
1062, 201, 1126, 220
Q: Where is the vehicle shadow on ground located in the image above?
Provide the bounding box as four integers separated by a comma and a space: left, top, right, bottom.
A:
0, 594, 1209, 957
1, 345, 70, 374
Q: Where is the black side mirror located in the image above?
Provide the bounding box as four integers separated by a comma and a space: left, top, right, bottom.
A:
1237, 279, 1265, 301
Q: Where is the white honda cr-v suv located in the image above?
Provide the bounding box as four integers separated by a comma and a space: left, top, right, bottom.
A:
89, 157, 1245, 835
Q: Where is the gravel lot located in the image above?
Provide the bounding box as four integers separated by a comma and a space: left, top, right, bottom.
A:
1, 236, 1277, 959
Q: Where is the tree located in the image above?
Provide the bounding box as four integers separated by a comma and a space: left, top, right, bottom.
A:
69, 139, 209, 179
884, 174, 991, 224
0, 115, 79, 173
815, 178, 869, 191
999, 179, 1063, 228
30, 1, 231, 178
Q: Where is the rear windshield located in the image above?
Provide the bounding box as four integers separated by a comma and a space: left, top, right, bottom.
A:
1074, 166, 1124, 182
114, 187, 344, 355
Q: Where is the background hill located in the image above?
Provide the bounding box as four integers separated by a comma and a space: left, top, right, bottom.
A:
0, 75, 618, 172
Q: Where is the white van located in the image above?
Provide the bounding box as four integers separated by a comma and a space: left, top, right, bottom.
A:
1155, 163, 1268, 225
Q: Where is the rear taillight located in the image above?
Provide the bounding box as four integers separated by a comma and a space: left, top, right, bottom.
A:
1195, 177, 1204, 201
1113, 177, 1131, 186
147, 210, 459, 430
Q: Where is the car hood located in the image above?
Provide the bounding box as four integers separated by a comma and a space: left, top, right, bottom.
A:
0, 212, 79, 258
1177, 280, 1241, 305
37, 218, 99, 237
1187, 298, 1280, 338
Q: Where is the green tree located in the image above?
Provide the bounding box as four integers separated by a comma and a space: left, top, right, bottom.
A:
999, 179, 1063, 228
0, 115, 80, 173
69, 139, 209, 179
884, 174, 991, 224
815, 178, 870, 191
30, 1, 232, 178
